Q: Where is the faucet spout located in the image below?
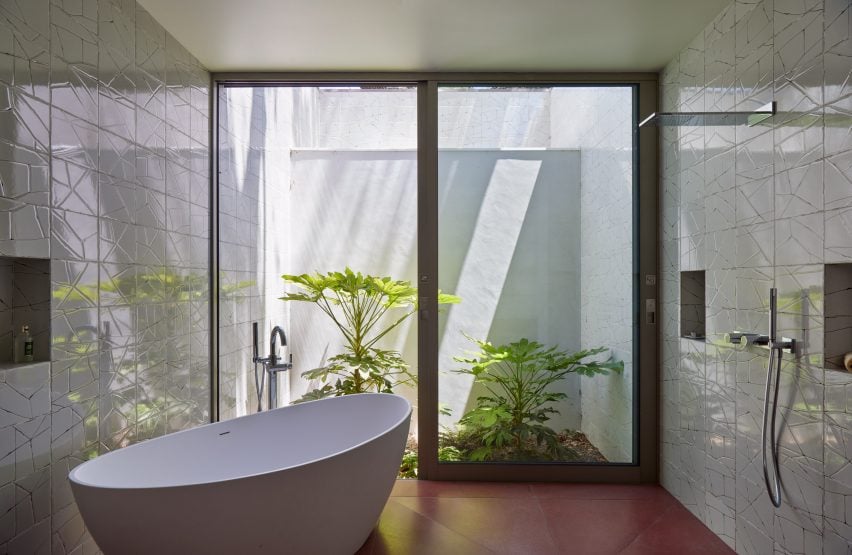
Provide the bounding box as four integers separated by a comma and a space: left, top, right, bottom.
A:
269, 326, 287, 366
265, 326, 292, 411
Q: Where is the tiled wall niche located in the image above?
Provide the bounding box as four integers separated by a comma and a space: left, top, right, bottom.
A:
0, 256, 50, 363
825, 263, 852, 372
680, 270, 706, 340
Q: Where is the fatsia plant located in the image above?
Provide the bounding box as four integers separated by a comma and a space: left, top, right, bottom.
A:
454, 337, 623, 461
281, 268, 460, 400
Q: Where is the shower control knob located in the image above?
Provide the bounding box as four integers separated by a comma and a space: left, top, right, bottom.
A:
739, 333, 762, 346
723, 332, 743, 345
751, 334, 770, 346
725, 332, 751, 346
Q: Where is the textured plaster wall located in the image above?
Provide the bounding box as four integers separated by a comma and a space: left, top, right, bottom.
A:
0, 0, 211, 552
659, 0, 852, 552
552, 87, 635, 463
435, 149, 582, 431
218, 86, 291, 419
288, 149, 419, 408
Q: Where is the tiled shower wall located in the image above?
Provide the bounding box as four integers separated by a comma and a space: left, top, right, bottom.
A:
660, 0, 852, 553
0, 0, 210, 552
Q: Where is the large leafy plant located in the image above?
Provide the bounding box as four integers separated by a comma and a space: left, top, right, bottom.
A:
454, 337, 623, 461
281, 268, 459, 400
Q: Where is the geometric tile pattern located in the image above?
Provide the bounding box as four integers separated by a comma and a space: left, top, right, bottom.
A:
0, 0, 209, 552
660, 1, 852, 554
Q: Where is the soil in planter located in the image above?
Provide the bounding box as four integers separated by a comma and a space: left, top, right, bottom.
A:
398, 430, 609, 478
440, 428, 611, 463
555, 430, 608, 463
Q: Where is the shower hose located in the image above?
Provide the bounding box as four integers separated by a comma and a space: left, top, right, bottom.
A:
761, 343, 783, 508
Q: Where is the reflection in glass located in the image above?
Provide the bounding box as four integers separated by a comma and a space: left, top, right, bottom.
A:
216, 87, 421, 473
437, 86, 635, 464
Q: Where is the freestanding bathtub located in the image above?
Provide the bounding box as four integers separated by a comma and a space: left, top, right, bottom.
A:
69, 393, 411, 554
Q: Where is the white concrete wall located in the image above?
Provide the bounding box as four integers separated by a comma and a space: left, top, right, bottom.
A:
287, 149, 419, 417
218, 87, 291, 418
438, 89, 551, 148
436, 149, 582, 431
551, 87, 635, 462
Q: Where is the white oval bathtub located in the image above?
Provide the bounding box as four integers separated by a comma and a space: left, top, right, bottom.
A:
69, 393, 411, 554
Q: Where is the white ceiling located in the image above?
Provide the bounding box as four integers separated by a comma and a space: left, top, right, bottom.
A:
138, 0, 728, 73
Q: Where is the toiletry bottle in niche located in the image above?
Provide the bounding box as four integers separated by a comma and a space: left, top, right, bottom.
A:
15, 325, 34, 363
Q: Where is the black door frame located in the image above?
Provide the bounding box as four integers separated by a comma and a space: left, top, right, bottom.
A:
209, 72, 659, 483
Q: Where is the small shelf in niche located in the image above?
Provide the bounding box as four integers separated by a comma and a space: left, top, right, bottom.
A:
680, 271, 706, 341
825, 263, 852, 372
0, 256, 51, 365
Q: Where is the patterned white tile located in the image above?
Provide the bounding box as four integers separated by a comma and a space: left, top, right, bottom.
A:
775, 213, 824, 266
0, 0, 210, 550
825, 206, 852, 262
661, 0, 851, 551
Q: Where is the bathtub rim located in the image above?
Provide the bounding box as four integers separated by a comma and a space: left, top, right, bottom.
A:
68, 392, 412, 490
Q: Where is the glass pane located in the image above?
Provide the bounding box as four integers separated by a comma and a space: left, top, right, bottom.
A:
217, 86, 419, 464
437, 85, 635, 464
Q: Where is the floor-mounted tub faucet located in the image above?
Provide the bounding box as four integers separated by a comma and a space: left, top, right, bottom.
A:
266, 326, 292, 410
252, 323, 293, 411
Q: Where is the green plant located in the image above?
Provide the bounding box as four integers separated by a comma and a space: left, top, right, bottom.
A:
453, 337, 623, 461
398, 448, 419, 479
396, 442, 464, 479
438, 445, 463, 462
281, 268, 460, 400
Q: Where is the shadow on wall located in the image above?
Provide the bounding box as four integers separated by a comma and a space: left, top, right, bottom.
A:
437, 150, 581, 431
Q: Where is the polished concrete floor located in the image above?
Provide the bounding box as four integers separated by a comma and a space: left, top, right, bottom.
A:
355, 481, 734, 554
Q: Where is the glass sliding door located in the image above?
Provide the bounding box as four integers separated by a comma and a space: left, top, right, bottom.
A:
216, 85, 420, 454
212, 75, 658, 481
435, 85, 637, 466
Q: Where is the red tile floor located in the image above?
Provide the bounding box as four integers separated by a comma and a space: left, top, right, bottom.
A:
356, 481, 734, 554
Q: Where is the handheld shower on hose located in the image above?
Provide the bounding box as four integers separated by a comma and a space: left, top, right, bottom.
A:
252, 322, 265, 412
762, 288, 784, 508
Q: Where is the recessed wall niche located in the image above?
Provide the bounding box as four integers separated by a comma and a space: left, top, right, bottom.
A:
680, 270, 705, 341
825, 263, 852, 372
0, 256, 50, 364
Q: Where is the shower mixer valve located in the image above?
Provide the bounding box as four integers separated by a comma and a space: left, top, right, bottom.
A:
723, 331, 795, 353
724, 289, 799, 508
723, 332, 764, 346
